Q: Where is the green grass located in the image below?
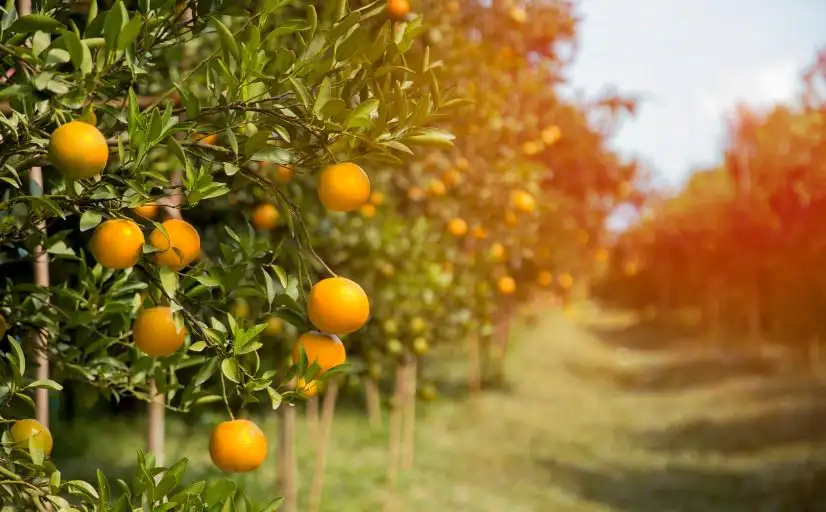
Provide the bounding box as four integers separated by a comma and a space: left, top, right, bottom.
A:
53, 304, 826, 511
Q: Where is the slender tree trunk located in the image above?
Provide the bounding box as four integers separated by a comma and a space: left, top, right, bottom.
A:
307, 380, 339, 512
278, 404, 297, 512
306, 396, 320, 438
364, 377, 383, 428
19, 0, 50, 433
467, 334, 482, 395
384, 365, 407, 512
401, 359, 418, 470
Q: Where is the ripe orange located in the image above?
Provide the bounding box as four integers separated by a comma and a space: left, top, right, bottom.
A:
505, 211, 519, 226
133, 204, 159, 219
295, 378, 319, 398
133, 306, 187, 356
441, 168, 462, 187
369, 191, 385, 206
511, 190, 536, 213
360, 203, 377, 218
428, 179, 447, 196
251, 204, 279, 231
90, 219, 145, 269
387, 0, 410, 20
576, 230, 590, 245
49, 121, 109, 178
447, 218, 468, 237
231, 299, 250, 319
149, 219, 201, 271
274, 164, 294, 184
455, 156, 469, 170
471, 226, 489, 240
537, 270, 553, 287
317, 162, 371, 212
594, 248, 609, 263
11, 419, 53, 456
292, 332, 346, 375
407, 186, 425, 201
194, 133, 219, 145
541, 126, 561, 145
308, 277, 370, 335
490, 243, 506, 261
558, 273, 574, 289
209, 419, 267, 473
498, 276, 516, 295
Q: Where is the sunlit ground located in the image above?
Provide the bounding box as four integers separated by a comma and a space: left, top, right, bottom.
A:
53, 304, 826, 511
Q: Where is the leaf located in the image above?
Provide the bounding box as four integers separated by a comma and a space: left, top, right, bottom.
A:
29, 436, 44, 465
25, 379, 63, 391
262, 268, 276, 307
79, 210, 102, 232
194, 357, 220, 386
9, 14, 65, 34
8, 337, 25, 378
117, 14, 142, 50
67, 480, 99, 499
97, 469, 110, 508
103, 0, 127, 52
402, 128, 456, 148
159, 267, 178, 298
221, 358, 240, 383
188, 341, 207, 352
210, 17, 240, 62
287, 76, 311, 112
266, 387, 282, 411
312, 77, 332, 117
346, 98, 379, 129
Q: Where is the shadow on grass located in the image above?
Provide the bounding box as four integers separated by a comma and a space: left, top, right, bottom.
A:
565, 350, 784, 393
585, 318, 705, 352
536, 457, 826, 512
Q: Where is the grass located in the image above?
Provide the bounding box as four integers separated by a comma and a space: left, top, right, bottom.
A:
52, 303, 826, 511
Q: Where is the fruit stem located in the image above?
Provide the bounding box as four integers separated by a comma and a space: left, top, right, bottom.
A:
220, 373, 235, 420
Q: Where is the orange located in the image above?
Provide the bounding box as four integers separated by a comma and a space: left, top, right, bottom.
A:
558, 273, 574, 289
149, 219, 201, 271
428, 179, 447, 196
360, 203, 377, 218
369, 192, 385, 206
441, 168, 462, 187
194, 133, 218, 145
498, 276, 516, 295
292, 332, 346, 375
295, 378, 319, 398
509, 6, 527, 23
49, 121, 109, 178
265, 317, 284, 336
407, 186, 425, 201
505, 211, 519, 226
446, 1, 460, 13
541, 126, 561, 145
231, 299, 250, 319
511, 190, 536, 213
251, 204, 279, 230
387, 0, 410, 20
471, 226, 489, 240
274, 164, 294, 184
317, 162, 371, 212
447, 218, 468, 237
308, 277, 370, 335
133, 306, 187, 356
90, 219, 145, 269
455, 156, 469, 170
537, 270, 553, 287
133, 204, 159, 219
10, 419, 53, 456
209, 419, 267, 473
490, 243, 506, 261
576, 230, 590, 245
595, 248, 609, 263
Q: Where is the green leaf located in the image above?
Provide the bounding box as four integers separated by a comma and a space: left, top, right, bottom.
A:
8, 337, 25, 378
402, 128, 456, 148
103, 0, 127, 52
313, 77, 332, 117
188, 341, 207, 352
97, 469, 110, 508
29, 436, 45, 465
262, 268, 276, 307
159, 267, 178, 298
271, 265, 289, 289
117, 14, 142, 50
79, 210, 102, 232
9, 14, 65, 34
210, 17, 240, 62
67, 480, 99, 499
194, 357, 220, 386
221, 358, 241, 383
25, 379, 63, 391
266, 387, 282, 411
287, 76, 311, 112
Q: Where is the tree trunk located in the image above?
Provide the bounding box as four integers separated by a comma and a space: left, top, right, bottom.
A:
383, 365, 407, 512
467, 334, 482, 395
278, 405, 297, 512
401, 359, 418, 470
306, 396, 320, 438
307, 380, 340, 512
364, 377, 383, 428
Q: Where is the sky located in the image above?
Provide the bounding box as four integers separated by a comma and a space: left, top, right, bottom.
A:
566, 0, 826, 195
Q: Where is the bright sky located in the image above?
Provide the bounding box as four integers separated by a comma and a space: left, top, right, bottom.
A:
567, 0, 826, 192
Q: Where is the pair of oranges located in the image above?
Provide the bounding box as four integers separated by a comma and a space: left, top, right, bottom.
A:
89, 217, 200, 271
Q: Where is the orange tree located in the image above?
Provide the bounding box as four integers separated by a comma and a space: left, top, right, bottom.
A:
597, 51, 826, 341
0, 0, 446, 508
